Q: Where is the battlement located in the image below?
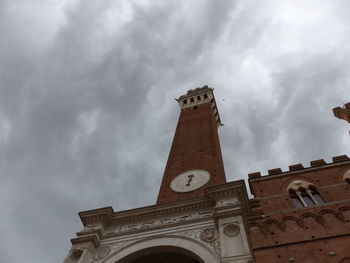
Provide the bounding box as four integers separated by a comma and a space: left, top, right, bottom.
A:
176, 85, 222, 127
176, 85, 214, 109
248, 154, 350, 180
178, 86, 213, 100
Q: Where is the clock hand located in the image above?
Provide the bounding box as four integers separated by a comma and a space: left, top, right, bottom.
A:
186, 174, 194, 186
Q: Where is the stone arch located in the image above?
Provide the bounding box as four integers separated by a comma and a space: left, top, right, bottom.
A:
263, 219, 285, 232
319, 209, 345, 222
287, 179, 316, 191
104, 235, 219, 263
300, 212, 325, 226
280, 215, 298, 224
339, 206, 350, 213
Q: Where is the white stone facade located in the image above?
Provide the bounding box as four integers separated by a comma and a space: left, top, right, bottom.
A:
64, 181, 254, 263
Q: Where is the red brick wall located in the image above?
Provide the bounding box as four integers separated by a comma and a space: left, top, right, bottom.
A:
254, 236, 350, 263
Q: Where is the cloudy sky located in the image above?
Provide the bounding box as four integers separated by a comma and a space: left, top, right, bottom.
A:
0, 0, 349, 262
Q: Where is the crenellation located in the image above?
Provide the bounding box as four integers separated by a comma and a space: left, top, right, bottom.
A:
268, 168, 282, 175
332, 154, 350, 163
248, 172, 261, 179
310, 159, 327, 167
176, 85, 214, 108
288, 163, 304, 171
248, 155, 350, 183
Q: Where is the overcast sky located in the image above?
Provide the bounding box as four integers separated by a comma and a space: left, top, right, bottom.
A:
0, 0, 349, 262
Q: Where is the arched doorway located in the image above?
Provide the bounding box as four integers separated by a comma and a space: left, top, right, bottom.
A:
105, 235, 219, 263
117, 246, 202, 263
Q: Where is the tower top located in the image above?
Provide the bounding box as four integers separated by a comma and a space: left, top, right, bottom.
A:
176, 85, 222, 126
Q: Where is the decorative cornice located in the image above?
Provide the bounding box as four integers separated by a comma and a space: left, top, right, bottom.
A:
79, 206, 114, 227
108, 198, 215, 226
75, 179, 249, 236
71, 234, 100, 248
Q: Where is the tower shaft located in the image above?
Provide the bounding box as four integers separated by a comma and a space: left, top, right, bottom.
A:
157, 86, 226, 204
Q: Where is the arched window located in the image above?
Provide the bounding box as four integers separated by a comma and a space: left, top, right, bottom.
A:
287, 180, 325, 208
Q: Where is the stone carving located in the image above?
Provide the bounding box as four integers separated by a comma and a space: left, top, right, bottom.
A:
223, 224, 240, 237
92, 245, 110, 261
91, 242, 129, 263
200, 228, 216, 242
106, 211, 213, 235
179, 227, 220, 256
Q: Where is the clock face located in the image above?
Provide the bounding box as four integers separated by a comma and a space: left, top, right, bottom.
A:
170, 169, 211, 193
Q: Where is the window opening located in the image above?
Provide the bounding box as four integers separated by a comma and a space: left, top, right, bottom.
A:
197, 96, 201, 100
290, 190, 304, 208
204, 94, 208, 99
289, 185, 324, 208
301, 189, 315, 207
309, 187, 325, 204
183, 99, 187, 104
190, 97, 194, 103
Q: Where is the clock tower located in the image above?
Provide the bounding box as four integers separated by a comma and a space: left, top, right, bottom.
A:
158, 86, 226, 204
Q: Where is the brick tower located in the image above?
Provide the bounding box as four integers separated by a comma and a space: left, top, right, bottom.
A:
157, 86, 226, 204
247, 155, 350, 263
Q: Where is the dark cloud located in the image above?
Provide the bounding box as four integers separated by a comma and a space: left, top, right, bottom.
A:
0, 1, 349, 262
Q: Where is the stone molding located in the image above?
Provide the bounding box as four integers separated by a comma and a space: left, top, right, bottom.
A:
73, 180, 248, 241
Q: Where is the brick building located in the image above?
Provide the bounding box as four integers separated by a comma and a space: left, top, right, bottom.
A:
248, 156, 350, 263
